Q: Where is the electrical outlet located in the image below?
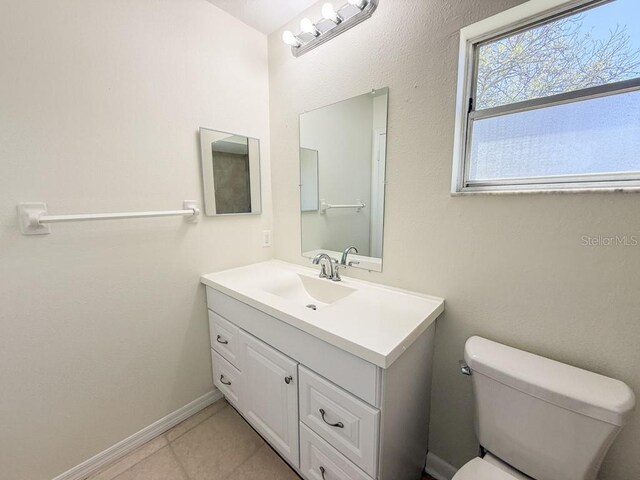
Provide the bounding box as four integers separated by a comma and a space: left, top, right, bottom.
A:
262, 230, 272, 247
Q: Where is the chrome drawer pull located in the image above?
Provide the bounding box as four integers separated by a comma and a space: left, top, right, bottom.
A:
216, 335, 228, 345
319, 408, 344, 428
219, 374, 231, 386
319, 466, 326, 479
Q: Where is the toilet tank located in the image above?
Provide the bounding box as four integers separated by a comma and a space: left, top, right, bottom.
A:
464, 337, 635, 480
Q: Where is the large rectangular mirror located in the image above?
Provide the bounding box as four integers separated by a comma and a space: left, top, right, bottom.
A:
199, 127, 262, 216
299, 87, 388, 272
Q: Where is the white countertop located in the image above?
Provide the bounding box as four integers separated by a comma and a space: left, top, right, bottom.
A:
201, 260, 444, 368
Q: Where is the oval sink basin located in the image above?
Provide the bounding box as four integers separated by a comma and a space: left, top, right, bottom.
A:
264, 273, 356, 308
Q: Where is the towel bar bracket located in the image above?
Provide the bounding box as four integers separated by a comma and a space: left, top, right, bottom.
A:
17, 202, 52, 235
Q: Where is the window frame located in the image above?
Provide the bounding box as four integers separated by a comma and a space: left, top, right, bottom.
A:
451, 0, 640, 194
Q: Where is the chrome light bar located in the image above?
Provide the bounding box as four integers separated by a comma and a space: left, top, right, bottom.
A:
282, 0, 378, 57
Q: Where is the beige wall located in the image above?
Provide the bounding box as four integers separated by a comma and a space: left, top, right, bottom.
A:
268, 1, 640, 479
0, 1, 271, 478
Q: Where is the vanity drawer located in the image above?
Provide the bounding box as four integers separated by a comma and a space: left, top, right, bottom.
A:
299, 366, 379, 478
211, 349, 241, 406
300, 423, 373, 480
208, 310, 240, 368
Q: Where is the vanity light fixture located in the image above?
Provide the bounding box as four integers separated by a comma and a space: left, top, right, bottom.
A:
321, 2, 343, 24
348, 0, 367, 9
282, 0, 378, 57
282, 30, 301, 47
300, 18, 320, 37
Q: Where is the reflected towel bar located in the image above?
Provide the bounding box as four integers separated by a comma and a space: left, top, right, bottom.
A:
319, 199, 365, 214
17, 200, 200, 235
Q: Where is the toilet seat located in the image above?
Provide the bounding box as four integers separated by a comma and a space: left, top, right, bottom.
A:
452, 454, 530, 480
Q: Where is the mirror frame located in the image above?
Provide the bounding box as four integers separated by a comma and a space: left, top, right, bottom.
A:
199, 127, 262, 216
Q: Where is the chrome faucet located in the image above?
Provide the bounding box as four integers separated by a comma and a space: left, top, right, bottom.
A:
340, 246, 359, 266
312, 253, 341, 281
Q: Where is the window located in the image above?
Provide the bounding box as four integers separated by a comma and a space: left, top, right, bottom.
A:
452, 0, 640, 193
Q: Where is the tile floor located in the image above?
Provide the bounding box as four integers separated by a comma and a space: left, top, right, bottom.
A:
87, 398, 437, 480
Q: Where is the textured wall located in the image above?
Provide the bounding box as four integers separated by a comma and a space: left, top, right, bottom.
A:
0, 1, 272, 478
268, 1, 640, 478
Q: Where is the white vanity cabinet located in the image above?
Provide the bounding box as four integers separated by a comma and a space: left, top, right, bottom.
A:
204, 280, 441, 480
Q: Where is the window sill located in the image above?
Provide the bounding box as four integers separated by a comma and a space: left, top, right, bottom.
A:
451, 185, 640, 196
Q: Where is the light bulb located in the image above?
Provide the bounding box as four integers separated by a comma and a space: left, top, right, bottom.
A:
348, 0, 367, 8
321, 2, 342, 23
282, 30, 301, 47
300, 18, 319, 36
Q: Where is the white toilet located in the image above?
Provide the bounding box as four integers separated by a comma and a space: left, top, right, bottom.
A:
454, 336, 636, 480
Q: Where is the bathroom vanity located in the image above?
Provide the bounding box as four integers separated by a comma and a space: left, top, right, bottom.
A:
201, 261, 443, 480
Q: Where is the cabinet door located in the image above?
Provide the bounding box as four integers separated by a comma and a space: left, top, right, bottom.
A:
238, 330, 299, 467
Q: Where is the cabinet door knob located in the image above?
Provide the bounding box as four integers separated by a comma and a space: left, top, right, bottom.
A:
284, 375, 293, 384
319, 408, 344, 428
319, 466, 326, 479
219, 374, 231, 386
216, 335, 228, 345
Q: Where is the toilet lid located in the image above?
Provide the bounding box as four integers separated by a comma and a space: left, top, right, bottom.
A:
452, 457, 522, 480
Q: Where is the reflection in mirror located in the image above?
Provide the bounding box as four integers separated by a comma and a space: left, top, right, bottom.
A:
299, 88, 388, 272
199, 128, 262, 216
300, 148, 319, 212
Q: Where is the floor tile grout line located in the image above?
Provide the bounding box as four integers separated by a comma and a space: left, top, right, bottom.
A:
91, 401, 227, 480
218, 442, 267, 480
259, 441, 303, 479
96, 399, 305, 480
87, 438, 168, 480
164, 400, 228, 444
167, 442, 192, 480
220, 404, 269, 479
220, 405, 302, 479
97, 441, 168, 480
166, 401, 235, 480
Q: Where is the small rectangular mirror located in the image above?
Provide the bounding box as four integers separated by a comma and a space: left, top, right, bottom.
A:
299, 87, 388, 272
199, 127, 262, 216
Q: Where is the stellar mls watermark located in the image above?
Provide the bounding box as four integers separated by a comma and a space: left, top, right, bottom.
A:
581, 235, 639, 247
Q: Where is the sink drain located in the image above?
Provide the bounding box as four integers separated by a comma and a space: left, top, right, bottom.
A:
306, 304, 317, 310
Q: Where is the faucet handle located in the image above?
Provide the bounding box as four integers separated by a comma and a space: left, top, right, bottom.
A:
330, 263, 342, 282
319, 263, 329, 278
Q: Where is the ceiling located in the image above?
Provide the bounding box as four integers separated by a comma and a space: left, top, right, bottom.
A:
206, 0, 320, 35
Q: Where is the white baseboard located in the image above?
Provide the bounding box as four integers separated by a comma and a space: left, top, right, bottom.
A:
425, 451, 458, 480
52, 389, 224, 480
